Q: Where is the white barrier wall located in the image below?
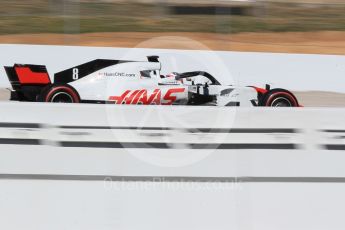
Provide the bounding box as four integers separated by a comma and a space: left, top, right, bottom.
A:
0, 102, 345, 230
1, 44, 345, 92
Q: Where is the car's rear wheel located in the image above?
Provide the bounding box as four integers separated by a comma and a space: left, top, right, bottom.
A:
38, 84, 80, 103
260, 89, 299, 107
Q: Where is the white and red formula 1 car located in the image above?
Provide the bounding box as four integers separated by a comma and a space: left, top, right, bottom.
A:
4, 56, 300, 107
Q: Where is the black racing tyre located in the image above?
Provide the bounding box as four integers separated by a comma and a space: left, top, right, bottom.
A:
38, 84, 80, 103
259, 88, 299, 107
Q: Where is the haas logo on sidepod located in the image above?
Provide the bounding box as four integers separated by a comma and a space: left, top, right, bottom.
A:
109, 88, 185, 105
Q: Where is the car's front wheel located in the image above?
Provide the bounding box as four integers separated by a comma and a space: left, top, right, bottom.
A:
38, 84, 80, 103
260, 89, 299, 107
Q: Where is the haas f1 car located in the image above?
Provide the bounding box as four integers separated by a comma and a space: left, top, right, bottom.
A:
4, 56, 299, 107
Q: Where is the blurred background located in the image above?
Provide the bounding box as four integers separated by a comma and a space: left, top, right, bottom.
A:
0, 0, 344, 54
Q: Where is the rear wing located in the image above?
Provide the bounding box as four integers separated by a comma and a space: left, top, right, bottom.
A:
4, 64, 51, 89
4, 64, 51, 101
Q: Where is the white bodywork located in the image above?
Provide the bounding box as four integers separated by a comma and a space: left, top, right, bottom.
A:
68, 59, 258, 106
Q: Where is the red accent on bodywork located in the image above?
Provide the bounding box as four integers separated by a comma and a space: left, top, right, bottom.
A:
162, 88, 185, 105
109, 90, 131, 104
15, 67, 50, 84
131, 90, 145, 104
109, 88, 185, 105
251, 86, 268, 94
125, 90, 141, 104
139, 89, 161, 105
